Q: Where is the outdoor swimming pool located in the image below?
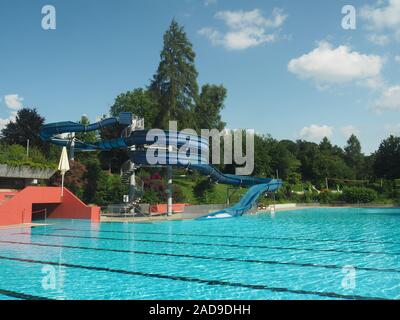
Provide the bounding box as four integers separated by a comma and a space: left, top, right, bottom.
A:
1, 208, 400, 300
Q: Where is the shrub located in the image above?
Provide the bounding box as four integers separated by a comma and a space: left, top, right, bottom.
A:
93, 173, 128, 206
193, 178, 216, 204
341, 187, 378, 204
0, 144, 25, 161
318, 191, 340, 204
0, 143, 56, 169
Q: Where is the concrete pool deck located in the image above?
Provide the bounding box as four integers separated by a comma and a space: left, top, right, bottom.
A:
0, 222, 51, 230
99, 203, 399, 223
1, 204, 396, 228
99, 204, 314, 223
100, 214, 188, 223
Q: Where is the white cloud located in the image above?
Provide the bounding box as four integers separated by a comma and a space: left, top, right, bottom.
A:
299, 124, 333, 142
361, 0, 400, 44
340, 125, 360, 139
4, 94, 24, 110
366, 33, 390, 45
0, 111, 17, 131
374, 85, 400, 111
288, 42, 383, 87
395, 55, 400, 63
0, 118, 10, 130
385, 123, 400, 135
199, 8, 287, 50
204, 0, 217, 6
0, 94, 23, 130
361, 0, 400, 30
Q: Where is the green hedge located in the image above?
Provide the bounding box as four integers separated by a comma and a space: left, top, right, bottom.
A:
341, 187, 378, 204
0, 144, 56, 169
318, 191, 341, 204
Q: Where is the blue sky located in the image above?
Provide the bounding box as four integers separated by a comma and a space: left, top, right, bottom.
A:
1, 0, 400, 154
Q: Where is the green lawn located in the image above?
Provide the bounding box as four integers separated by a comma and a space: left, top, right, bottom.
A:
173, 176, 248, 205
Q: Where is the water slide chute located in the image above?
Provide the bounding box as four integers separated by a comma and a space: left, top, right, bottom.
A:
40, 113, 282, 219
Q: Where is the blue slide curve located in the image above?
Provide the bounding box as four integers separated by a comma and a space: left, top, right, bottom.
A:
40, 113, 282, 219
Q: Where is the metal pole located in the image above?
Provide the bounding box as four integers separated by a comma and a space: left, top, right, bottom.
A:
70, 133, 75, 161
61, 173, 64, 197
129, 164, 136, 196
167, 166, 173, 217
26, 139, 30, 158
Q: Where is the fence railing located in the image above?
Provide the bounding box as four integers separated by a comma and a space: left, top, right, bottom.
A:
32, 208, 47, 222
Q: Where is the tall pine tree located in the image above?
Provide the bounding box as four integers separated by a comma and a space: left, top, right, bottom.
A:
344, 134, 364, 179
150, 19, 199, 129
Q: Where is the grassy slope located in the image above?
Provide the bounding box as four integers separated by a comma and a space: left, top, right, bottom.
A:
173, 176, 248, 205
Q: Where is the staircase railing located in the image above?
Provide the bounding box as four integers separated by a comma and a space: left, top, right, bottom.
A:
32, 208, 48, 223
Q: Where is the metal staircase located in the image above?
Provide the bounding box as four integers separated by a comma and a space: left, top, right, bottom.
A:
119, 160, 146, 216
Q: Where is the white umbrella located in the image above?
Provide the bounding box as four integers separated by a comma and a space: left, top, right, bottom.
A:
58, 147, 70, 197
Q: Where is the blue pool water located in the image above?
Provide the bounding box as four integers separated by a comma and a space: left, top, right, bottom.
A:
1, 208, 400, 300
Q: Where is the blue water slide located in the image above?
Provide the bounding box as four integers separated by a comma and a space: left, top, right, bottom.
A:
40, 113, 282, 218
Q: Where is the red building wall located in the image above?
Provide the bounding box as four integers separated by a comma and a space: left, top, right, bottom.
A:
0, 186, 100, 226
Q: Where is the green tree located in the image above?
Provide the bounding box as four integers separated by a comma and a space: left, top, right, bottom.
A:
110, 88, 159, 128
253, 134, 274, 177
149, 19, 199, 129
75, 115, 97, 144
51, 161, 87, 199
342, 187, 377, 204
93, 173, 128, 206
319, 137, 333, 153
1, 108, 48, 152
313, 152, 352, 185
344, 134, 364, 179
193, 178, 216, 204
296, 140, 320, 182
296, 139, 352, 185
82, 158, 102, 204
374, 135, 400, 179
95, 114, 129, 173
73, 115, 100, 165
270, 142, 300, 181
195, 84, 227, 130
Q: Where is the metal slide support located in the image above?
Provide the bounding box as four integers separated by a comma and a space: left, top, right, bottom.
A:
167, 165, 173, 217
129, 165, 136, 203
69, 133, 75, 161
129, 146, 137, 205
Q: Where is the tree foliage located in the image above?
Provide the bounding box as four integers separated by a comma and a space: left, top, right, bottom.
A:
195, 84, 226, 130
193, 178, 216, 203
342, 187, 377, 204
373, 135, 400, 179
75, 115, 97, 144
110, 88, 159, 128
4, 20, 400, 207
149, 19, 199, 129
1, 108, 48, 152
344, 134, 364, 179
